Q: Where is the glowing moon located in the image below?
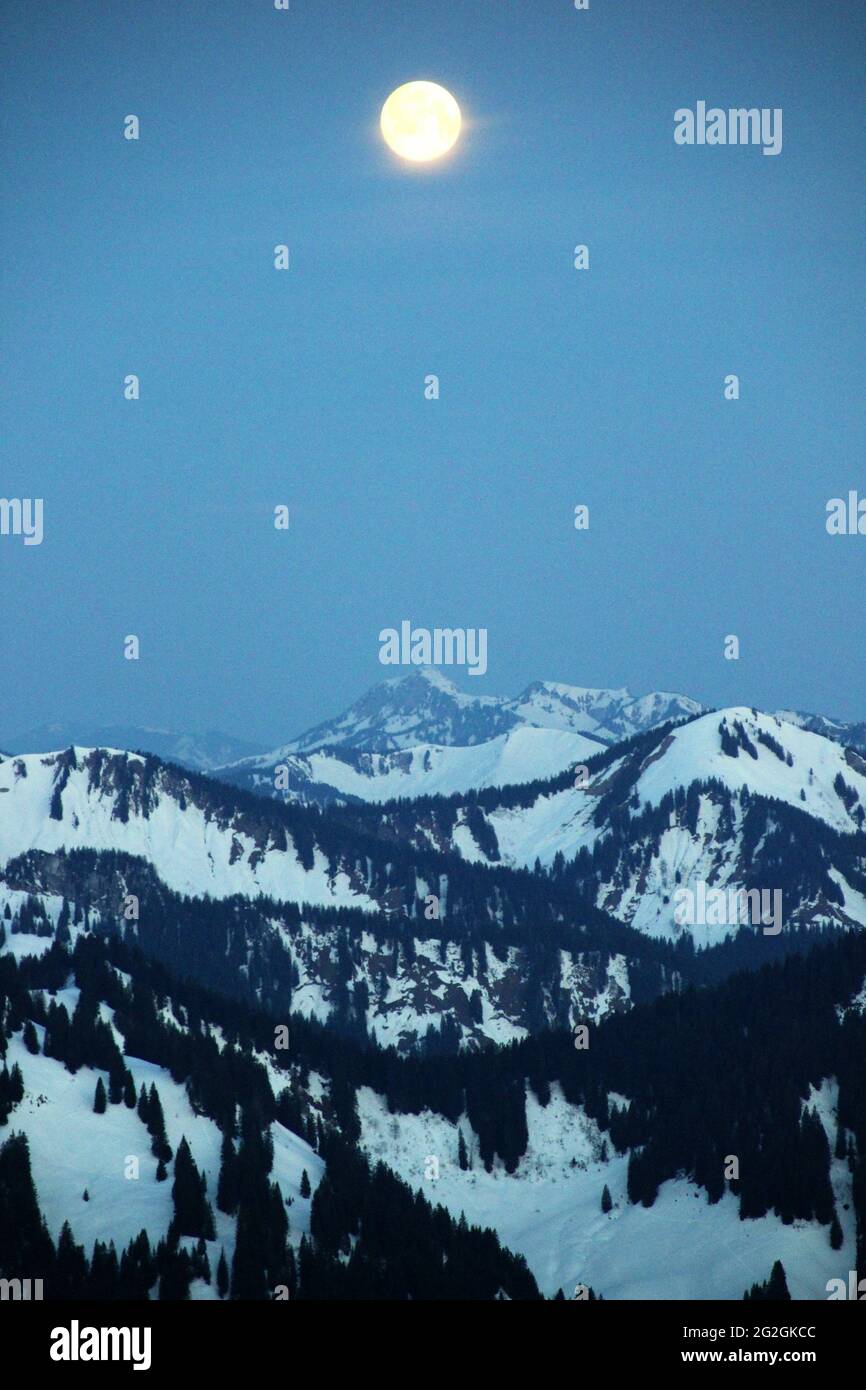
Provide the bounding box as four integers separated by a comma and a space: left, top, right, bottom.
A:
380, 81, 462, 163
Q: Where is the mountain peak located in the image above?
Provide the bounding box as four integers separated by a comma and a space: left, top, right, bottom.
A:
521, 680, 632, 701
239, 673, 708, 765
385, 666, 462, 695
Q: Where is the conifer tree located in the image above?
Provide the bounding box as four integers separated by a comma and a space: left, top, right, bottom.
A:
157, 1243, 193, 1301
767, 1260, 791, 1300
0, 1133, 54, 1275
88, 1239, 120, 1299
217, 1248, 229, 1299
829, 1213, 843, 1250
231, 1203, 270, 1300
745, 1260, 791, 1301
147, 1084, 172, 1162
119, 1229, 154, 1300
55, 1221, 89, 1298
217, 1132, 240, 1215
56, 899, 71, 945
171, 1136, 215, 1240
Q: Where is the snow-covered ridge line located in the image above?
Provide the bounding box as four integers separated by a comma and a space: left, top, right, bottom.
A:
3, 705, 865, 952
225, 667, 704, 761
0, 746, 377, 912
334, 708, 866, 945
1, 724, 267, 773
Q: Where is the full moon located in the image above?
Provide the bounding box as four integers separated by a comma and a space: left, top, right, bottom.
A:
380, 81, 462, 163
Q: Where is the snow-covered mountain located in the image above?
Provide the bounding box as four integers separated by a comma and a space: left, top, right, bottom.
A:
777, 709, 866, 755
507, 680, 704, 743
215, 669, 704, 806
280, 668, 704, 754
341, 708, 866, 944
0, 674, 701, 807
3, 723, 266, 773
217, 725, 602, 808
17, 679, 863, 814
3, 710, 866, 1304
7, 706, 866, 957
280, 668, 512, 753
0, 747, 377, 911
0, 745, 650, 1051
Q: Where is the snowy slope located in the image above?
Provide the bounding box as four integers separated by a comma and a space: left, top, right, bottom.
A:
220, 725, 600, 807
776, 709, 866, 755
635, 708, 866, 833
454, 709, 866, 861
0, 748, 377, 911
357, 1080, 856, 1300
405, 709, 866, 942
4, 1025, 322, 1299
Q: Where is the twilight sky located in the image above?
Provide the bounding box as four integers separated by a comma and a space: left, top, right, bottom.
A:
1, 0, 863, 744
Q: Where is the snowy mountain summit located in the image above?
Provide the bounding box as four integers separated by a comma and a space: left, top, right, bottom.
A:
278, 668, 704, 755
209, 670, 705, 807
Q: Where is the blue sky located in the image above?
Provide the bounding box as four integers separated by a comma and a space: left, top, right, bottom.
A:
1, 0, 863, 743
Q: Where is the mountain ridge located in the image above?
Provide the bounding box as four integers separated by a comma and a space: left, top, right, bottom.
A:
2, 723, 267, 773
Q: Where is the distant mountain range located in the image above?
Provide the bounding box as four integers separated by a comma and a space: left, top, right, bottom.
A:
1, 722, 267, 772
274, 668, 705, 753
6, 673, 863, 795
777, 708, 866, 750
4, 674, 866, 953
2, 703, 864, 963
213, 669, 866, 811
212, 670, 705, 805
